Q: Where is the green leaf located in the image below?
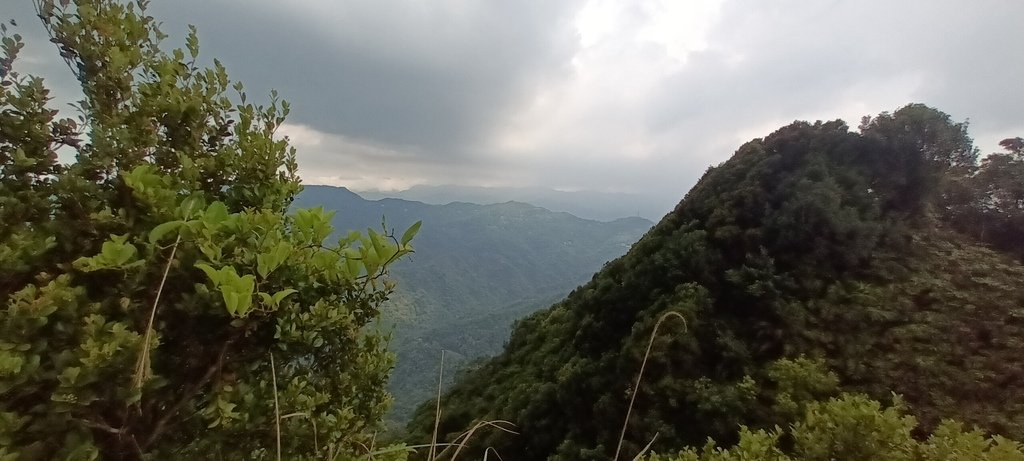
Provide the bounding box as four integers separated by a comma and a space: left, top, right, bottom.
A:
367, 229, 384, 260
195, 263, 222, 285
257, 242, 291, 279
229, 274, 256, 316
199, 242, 222, 261
204, 201, 229, 224
149, 220, 184, 244
339, 229, 361, 246
180, 195, 206, 218
272, 289, 297, 305
72, 256, 94, 272
186, 24, 199, 58
58, 366, 81, 386
238, 274, 255, 295
223, 291, 238, 316
345, 252, 361, 277
256, 254, 271, 279
273, 242, 291, 265
401, 220, 422, 246
100, 239, 137, 266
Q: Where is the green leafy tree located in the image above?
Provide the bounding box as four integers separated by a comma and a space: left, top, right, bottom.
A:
948, 137, 1024, 259
0, 1, 418, 459
859, 103, 978, 216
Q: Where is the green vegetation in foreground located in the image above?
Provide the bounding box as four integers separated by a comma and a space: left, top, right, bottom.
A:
0, 1, 416, 459
650, 396, 1024, 461
407, 106, 1024, 460
644, 358, 1024, 461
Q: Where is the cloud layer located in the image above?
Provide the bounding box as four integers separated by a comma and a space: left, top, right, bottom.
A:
7, 0, 1023, 214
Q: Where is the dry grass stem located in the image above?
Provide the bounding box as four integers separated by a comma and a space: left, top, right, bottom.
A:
632, 432, 659, 461
482, 447, 505, 461
133, 233, 182, 391
133, 202, 196, 392
369, 431, 377, 459
434, 422, 516, 461
428, 349, 445, 461
613, 311, 687, 461
271, 352, 282, 461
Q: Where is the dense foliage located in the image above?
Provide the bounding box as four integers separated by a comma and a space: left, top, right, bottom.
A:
294, 186, 651, 426
650, 395, 1024, 461
646, 358, 1024, 461
407, 106, 1024, 460
0, 1, 416, 459
946, 137, 1024, 260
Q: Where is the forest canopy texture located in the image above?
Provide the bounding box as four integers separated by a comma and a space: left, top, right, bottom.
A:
407, 106, 1024, 460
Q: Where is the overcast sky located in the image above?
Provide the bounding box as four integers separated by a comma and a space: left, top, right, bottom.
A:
8, 1, 1024, 213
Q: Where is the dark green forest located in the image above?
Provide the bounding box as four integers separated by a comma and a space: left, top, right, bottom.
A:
406, 107, 1024, 460
3, 1, 1024, 460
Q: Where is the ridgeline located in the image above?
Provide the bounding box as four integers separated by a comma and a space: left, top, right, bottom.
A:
405, 105, 1024, 460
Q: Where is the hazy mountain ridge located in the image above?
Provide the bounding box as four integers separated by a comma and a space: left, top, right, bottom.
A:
356, 184, 674, 222
293, 185, 654, 425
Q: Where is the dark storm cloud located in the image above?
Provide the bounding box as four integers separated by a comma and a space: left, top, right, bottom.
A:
144, 0, 584, 158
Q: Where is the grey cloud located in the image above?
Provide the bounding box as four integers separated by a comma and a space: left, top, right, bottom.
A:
146, 0, 584, 157
6, 0, 1023, 218
5, 3, 84, 112
493, 1, 1024, 206
645, 1, 1024, 151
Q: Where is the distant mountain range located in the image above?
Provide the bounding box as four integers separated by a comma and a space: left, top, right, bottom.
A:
293, 185, 654, 426
355, 184, 675, 222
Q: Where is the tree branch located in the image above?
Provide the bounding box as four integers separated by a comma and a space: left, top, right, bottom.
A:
141, 334, 234, 449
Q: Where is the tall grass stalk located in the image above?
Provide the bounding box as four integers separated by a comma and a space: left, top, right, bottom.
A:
271, 352, 281, 461
428, 350, 445, 460
133, 202, 195, 391
443, 420, 517, 461
613, 311, 687, 461
132, 233, 182, 390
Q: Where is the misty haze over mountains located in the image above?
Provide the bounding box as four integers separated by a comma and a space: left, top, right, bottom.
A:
356, 184, 675, 222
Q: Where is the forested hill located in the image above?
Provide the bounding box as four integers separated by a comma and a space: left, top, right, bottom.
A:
291, 186, 653, 425
406, 105, 1024, 460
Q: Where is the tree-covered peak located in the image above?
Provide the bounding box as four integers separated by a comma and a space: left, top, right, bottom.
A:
406, 105, 1024, 460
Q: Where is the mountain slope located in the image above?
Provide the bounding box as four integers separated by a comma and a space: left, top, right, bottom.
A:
292, 187, 653, 424
406, 109, 1024, 460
